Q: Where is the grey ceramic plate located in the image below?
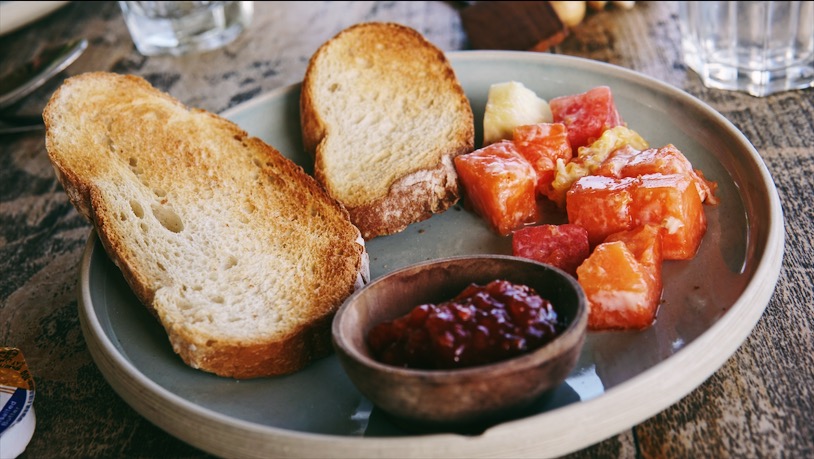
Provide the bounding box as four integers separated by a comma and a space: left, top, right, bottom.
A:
78, 51, 785, 458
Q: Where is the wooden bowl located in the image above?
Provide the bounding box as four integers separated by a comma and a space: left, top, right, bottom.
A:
331, 255, 587, 430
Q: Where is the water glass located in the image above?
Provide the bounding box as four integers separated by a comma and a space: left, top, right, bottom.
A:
119, 1, 253, 57
678, 1, 814, 97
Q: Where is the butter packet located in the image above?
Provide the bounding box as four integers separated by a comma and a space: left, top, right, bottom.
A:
0, 348, 36, 459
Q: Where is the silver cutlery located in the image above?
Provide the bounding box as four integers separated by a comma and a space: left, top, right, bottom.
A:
0, 38, 88, 111
0, 38, 87, 135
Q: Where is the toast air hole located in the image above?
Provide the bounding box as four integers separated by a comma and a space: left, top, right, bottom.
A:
130, 200, 145, 218
128, 157, 142, 175
223, 256, 238, 270
151, 204, 184, 233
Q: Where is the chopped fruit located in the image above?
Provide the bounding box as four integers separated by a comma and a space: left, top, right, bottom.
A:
576, 224, 664, 330
455, 82, 721, 334
512, 122, 573, 197
565, 175, 636, 246
483, 81, 553, 146
549, 85, 625, 150
605, 224, 664, 269
454, 141, 539, 236
547, 126, 648, 207
566, 173, 706, 259
596, 144, 719, 205
512, 223, 590, 276
630, 173, 707, 260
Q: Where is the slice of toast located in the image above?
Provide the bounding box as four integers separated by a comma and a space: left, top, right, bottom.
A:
44, 72, 369, 379
300, 22, 475, 239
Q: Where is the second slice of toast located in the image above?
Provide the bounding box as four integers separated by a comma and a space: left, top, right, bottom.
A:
301, 22, 475, 239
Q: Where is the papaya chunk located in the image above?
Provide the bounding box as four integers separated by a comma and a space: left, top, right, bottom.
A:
565, 175, 635, 246
567, 173, 706, 260
631, 173, 707, 260
576, 224, 664, 330
512, 122, 572, 198
595, 144, 718, 205
455, 141, 539, 236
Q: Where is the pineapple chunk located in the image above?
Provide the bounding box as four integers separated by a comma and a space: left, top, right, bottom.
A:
547, 126, 649, 207
483, 81, 552, 146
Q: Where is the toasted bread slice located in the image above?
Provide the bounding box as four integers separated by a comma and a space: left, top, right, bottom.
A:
44, 72, 369, 379
301, 22, 475, 239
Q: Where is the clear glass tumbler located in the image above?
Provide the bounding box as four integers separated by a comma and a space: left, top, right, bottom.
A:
119, 1, 253, 57
679, 1, 814, 97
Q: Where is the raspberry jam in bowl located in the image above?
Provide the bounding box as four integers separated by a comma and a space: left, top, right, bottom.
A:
331, 255, 587, 430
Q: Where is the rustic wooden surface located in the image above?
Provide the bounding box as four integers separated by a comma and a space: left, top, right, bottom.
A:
1, 1, 812, 458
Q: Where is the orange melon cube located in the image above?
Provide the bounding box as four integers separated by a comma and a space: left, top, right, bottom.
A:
512, 123, 573, 197
631, 173, 706, 260
454, 141, 539, 236
565, 175, 636, 246
576, 224, 664, 330
595, 144, 718, 205
566, 173, 706, 260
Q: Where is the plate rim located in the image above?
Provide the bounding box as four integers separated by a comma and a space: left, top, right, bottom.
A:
78, 50, 786, 458
0, 1, 70, 36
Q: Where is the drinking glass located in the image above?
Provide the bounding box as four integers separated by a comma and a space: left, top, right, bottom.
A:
678, 1, 814, 97
119, 1, 253, 57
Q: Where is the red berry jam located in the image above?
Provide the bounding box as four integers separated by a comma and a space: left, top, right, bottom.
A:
367, 279, 564, 370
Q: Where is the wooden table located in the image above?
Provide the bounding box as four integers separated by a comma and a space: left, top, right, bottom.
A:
1, 2, 811, 457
